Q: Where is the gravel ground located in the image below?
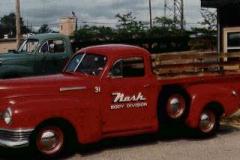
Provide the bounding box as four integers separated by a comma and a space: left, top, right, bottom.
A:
68, 125, 240, 160
0, 124, 239, 160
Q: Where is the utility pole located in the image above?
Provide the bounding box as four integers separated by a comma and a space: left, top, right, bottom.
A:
16, 0, 21, 48
164, 0, 185, 30
180, 0, 184, 30
148, 0, 153, 29
72, 11, 78, 31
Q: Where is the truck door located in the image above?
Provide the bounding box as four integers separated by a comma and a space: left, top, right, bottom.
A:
37, 39, 69, 74
101, 57, 158, 134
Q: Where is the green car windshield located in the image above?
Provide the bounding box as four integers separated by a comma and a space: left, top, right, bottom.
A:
65, 53, 107, 76
18, 39, 39, 53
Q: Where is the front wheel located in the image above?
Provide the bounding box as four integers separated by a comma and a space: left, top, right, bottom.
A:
197, 109, 220, 137
30, 124, 69, 158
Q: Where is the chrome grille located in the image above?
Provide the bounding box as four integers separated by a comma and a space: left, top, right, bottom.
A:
0, 129, 32, 141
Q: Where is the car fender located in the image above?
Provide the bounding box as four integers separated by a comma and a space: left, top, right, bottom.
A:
185, 84, 240, 129
8, 97, 102, 144
0, 65, 33, 78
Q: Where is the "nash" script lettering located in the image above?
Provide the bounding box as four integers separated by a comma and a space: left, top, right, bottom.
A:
112, 92, 146, 103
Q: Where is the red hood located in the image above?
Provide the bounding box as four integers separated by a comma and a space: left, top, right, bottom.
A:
0, 73, 91, 99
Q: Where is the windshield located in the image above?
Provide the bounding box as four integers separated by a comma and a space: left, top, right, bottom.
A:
18, 39, 39, 53
65, 53, 107, 76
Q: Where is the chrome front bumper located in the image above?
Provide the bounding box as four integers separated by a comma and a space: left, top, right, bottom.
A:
0, 128, 33, 148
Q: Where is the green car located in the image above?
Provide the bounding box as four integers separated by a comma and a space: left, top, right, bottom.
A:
0, 33, 73, 78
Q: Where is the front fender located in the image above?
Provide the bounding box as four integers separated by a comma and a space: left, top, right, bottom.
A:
185, 84, 240, 129
6, 97, 102, 144
0, 65, 33, 78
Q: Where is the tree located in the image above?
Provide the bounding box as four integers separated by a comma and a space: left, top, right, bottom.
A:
0, 13, 29, 38
74, 25, 115, 42
115, 12, 145, 39
73, 12, 190, 53
16, 0, 21, 47
200, 8, 217, 32
154, 17, 177, 29
189, 9, 217, 50
38, 24, 51, 33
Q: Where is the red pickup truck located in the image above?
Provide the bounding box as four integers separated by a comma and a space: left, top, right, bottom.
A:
0, 44, 239, 158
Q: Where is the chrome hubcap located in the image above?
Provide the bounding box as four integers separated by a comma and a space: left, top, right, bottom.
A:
40, 131, 58, 150
167, 95, 186, 119
36, 127, 64, 155
199, 111, 216, 133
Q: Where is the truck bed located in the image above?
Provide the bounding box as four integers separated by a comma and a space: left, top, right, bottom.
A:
156, 71, 240, 85
152, 51, 240, 85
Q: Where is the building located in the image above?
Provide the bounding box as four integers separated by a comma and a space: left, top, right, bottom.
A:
59, 16, 77, 36
0, 38, 17, 53
201, 0, 240, 53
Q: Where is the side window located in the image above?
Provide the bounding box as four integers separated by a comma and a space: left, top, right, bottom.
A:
76, 54, 107, 76
52, 40, 65, 53
40, 42, 49, 53
39, 39, 65, 54
110, 57, 145, 78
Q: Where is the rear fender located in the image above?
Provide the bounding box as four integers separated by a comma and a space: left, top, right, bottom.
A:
186, 85, 240, 129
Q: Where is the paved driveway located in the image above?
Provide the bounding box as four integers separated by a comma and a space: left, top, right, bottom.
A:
0, 124, 239, 160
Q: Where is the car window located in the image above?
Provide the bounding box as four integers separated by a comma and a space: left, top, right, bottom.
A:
40, 42, 49, 53
110, 57, 145, 77
18, 39, 39, 53
39, 39, 65, 54
65, 53, 107, 76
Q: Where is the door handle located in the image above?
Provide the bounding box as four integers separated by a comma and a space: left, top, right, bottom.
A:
144, 84, 150, 88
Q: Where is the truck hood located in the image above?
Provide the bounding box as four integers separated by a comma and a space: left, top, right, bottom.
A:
0, 73, 91, 99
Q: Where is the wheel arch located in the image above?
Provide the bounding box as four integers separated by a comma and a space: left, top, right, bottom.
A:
158, 84, 191, 103
157, 84, 191, 121
33, 117, 78, 144
203, 101, 225, 117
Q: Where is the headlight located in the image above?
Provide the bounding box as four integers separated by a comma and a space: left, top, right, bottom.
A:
3, 107, 12, 125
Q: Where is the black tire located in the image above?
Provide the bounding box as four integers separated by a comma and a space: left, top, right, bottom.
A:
197, 108, 220, 137
158, 89, 190, 123
30, 122, 76, 159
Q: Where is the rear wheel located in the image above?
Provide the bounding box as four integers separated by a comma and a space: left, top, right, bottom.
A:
197, 109, 220, 137
159, 90, 189, 123
166, 94, 186, 120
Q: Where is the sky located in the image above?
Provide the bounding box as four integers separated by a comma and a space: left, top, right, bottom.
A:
0, 0, 204, 29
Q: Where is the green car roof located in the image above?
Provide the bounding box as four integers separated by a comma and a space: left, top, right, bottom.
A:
29, 33, 69, 42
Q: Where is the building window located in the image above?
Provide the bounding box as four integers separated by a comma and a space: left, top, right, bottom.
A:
227, 32, 240, 52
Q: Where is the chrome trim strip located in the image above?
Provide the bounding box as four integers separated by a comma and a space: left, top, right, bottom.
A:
60, 86, 87, 92
0, 139, 29, 148
74, 53, 86, 72
0, 128, 34, 148
0, 128, 34, 133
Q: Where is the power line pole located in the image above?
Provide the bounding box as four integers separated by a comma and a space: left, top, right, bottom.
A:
148, 0, 153, 29
16, 0, 21, 48
164, 0, 185, 30
180, 0, 184, 30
